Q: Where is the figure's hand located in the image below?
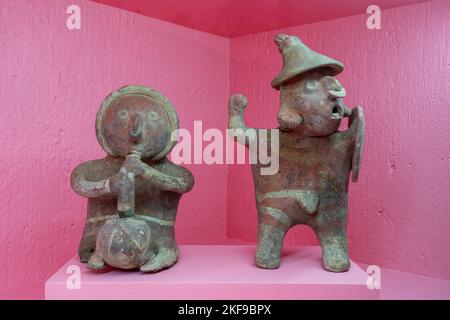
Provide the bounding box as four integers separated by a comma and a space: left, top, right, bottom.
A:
122, 154, 147, 177
228, 94, 248, 115
351, 106, 363, 117
343, 105, 352, 117
348, 105, 362, 125
108, 171, 128, 194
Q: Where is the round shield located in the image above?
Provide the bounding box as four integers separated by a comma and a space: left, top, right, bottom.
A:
96, 85, 179, 160
96, 217, 154, 269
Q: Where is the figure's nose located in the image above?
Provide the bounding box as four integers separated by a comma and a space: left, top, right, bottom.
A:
324, 76, 346, 98
128, 113, 143, 144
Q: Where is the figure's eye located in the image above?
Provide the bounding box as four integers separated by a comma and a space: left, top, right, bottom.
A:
118, 109, 129, 119
306, 80, 318, 90
148, 111, 158, 121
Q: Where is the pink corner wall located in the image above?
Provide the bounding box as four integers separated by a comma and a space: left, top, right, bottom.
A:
227, 0, 450, 280
0, 0, 229, 289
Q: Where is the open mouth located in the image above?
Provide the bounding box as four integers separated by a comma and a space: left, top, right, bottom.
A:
331, 103, 344, 119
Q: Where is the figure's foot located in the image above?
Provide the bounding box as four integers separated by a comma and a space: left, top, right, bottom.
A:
78, 238, 96, 263
87, 253, 105, 271
255, 250, 281, 269
140, 247, 178, 273
322, 243, 350, 272
79, 251, 93, 263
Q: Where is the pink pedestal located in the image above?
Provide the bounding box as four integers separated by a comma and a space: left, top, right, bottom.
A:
45, 245, 379, 300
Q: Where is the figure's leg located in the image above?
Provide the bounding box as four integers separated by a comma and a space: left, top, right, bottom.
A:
311, 197, 350, 272
78, 223, 98, 263
256, 203, 294, 269
140, 224, 179, 273
78, 212, 117, 262
314, 227, 349, 272
256, 221, 288, 269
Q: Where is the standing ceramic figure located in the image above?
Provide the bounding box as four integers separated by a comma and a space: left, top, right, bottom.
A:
228, 34, 364, 272
71, 85, 194, 272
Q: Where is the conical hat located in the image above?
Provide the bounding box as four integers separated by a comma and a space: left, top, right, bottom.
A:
271, 34, 344, 90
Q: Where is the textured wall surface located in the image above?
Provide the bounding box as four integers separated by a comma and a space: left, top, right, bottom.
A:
227, 0, 450, 280
0, 0, 229, 289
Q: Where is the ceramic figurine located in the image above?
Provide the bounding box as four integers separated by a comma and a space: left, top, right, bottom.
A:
228, 34, 364, 272
71, 85, 194, 272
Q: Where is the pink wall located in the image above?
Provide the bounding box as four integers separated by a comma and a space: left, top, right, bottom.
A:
0, 0, 229, 289
227, 0, 450, 280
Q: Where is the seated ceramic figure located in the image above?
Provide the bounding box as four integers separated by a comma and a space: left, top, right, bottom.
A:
228, 34, 364, 272
71, 85, 194, 272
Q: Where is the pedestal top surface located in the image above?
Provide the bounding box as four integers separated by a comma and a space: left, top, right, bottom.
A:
46, 245, 378, 299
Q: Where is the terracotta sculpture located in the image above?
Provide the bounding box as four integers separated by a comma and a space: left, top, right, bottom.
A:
228, 34, 364, 272
71, 85, 194, 272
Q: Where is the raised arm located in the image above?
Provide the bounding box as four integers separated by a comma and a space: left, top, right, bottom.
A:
228, 94, 258, 147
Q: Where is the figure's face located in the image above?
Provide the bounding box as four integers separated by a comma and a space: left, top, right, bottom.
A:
278, 72, 347, 136
96, 93, 174, 159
